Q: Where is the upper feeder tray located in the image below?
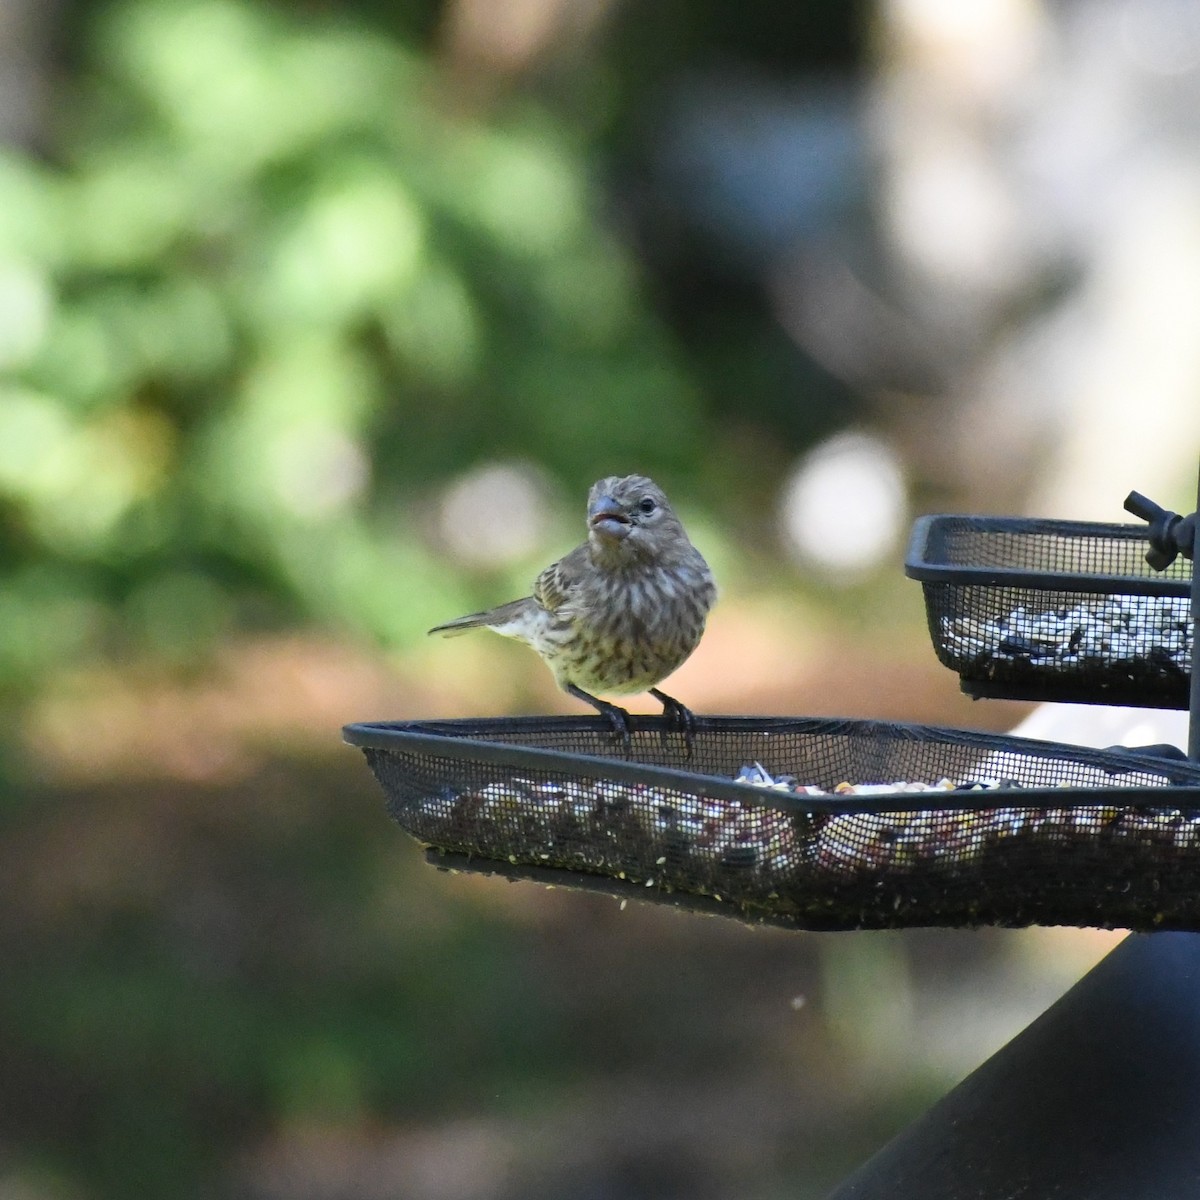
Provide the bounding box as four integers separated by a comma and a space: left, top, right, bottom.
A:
345, 715, 1200, 933
905, 514, 1193, 707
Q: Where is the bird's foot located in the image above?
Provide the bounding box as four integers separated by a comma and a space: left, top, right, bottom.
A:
567, 684, 633, 756
650, 688, 696, 756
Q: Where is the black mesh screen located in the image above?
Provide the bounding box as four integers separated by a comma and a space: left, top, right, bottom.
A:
907, 515, 1193, 706
923, 515, 1194, 580
346, 716, 1200, 933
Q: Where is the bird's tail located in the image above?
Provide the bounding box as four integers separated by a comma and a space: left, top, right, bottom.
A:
427, 611, 492, 637
427, 598, 533, 637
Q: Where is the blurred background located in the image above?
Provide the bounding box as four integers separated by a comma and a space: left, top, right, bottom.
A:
2, 0, 1199, 1195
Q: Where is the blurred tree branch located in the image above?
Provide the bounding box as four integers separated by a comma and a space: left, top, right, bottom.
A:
0, 0, 62, 148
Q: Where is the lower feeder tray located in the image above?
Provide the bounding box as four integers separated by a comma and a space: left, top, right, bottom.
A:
344, 715, 1200, 932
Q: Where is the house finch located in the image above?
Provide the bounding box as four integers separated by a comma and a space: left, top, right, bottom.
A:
429, 474, 716, 742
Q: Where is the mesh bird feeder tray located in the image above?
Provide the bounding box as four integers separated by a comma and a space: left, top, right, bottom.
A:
905, 514, 1194, 707
344, 715, 1200, 932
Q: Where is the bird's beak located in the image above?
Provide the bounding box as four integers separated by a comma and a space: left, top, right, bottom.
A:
588, 494, 631, 539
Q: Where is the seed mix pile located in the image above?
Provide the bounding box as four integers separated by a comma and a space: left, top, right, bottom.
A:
408, 758, 1200, 929
939, 595, 1192, 698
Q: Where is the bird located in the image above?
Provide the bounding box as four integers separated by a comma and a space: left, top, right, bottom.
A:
428, 474, 716, 745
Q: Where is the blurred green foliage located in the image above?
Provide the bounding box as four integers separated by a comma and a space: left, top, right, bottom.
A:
0, 7, 904, 1199
0, 0, 723, 695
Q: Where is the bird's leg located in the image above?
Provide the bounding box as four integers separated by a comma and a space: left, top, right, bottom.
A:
566, 683, 633, 755
649, 688, 696, 756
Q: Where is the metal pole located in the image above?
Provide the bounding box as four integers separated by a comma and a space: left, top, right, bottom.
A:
825, 933, 1200, 1200
1190, 462, 1200, 761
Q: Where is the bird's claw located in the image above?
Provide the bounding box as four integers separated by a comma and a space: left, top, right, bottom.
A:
567, 684, 633, 757
597, 701, 633, 757
650, 688, 696, 756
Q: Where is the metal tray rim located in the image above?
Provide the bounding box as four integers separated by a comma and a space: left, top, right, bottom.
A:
905, 513, 1191, 595
343, 715, 1200, 815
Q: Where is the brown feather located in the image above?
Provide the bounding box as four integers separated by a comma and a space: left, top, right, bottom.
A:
427, 598, 539, 637
427, 474, 717, 709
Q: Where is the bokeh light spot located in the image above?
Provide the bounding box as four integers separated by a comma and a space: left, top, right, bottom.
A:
269, 426, 370, 519
436, 461, 554, 569
778, 431, 907, 581
0, 260, 52, 367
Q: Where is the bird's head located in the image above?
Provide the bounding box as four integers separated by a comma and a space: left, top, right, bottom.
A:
586, 474, 687, 561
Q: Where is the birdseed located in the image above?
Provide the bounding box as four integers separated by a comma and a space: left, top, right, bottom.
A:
936, 595, 1192, 701
404, 761, 1200, 931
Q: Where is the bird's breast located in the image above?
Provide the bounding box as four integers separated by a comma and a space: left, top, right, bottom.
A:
553, 563, 712, 694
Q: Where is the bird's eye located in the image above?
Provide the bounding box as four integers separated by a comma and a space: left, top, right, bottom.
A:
638, 496, 657, 514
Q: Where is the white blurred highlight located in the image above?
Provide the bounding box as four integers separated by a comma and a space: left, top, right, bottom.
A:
272, 428, 369, 518
886, 137, 1020, 289
1009, 703, 1189, 754
1120, 0, 1200, 76
884, 0, 1047, 97
778, 431, 907, 580
437, 461, 552, 569
0, 261, 51, 367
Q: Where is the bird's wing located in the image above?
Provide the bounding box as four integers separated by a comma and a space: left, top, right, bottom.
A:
428, 545, 589, 637
533, 545, 588, 613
